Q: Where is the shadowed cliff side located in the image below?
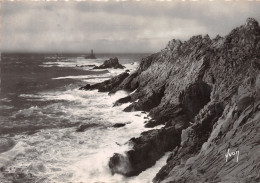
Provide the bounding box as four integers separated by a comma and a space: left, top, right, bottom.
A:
79, 18, 260, 182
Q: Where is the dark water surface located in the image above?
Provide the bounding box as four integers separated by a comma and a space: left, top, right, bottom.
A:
1, 53, 108, 135
0, 53, 167, 183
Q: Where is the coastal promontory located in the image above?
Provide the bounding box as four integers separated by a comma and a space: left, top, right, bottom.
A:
80, 18, 260, 183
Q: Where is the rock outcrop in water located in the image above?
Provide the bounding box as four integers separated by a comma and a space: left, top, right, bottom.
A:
79, 71, 129, 92
109, 127, 181, 176
93, 57, 125, 69
81, 18, 260, 182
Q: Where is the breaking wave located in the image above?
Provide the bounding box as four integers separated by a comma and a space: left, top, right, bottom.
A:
1, 54, 165, 183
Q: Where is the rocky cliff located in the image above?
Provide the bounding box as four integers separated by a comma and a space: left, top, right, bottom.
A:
80, 18, 260, 182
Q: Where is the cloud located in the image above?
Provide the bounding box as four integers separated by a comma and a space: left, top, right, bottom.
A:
1, 1, 260, 53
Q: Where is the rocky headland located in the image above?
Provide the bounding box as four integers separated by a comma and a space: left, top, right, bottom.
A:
80, 18, 260, 182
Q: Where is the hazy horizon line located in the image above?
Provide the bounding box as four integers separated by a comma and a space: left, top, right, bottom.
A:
0, 51, 153, 55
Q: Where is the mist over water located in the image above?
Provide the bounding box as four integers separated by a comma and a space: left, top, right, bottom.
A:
0, 53, 168, 183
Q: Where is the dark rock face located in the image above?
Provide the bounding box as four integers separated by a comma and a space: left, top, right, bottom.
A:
109, 153, 132, 176
108, 127, 181, 176
79, 72, 129, 92
80, 18, 260, 182
146, 81, 211, 128
151, 18, 260, 182
113, 96, 132, 107
93, 57, 125, 69
109, 71, 139, 93
179, 81, 211, 120
154, 101, 260, 183
123, 85, 165, 112
153, 101, 224, 182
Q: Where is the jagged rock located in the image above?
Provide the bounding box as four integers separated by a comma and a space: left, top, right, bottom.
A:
112, 123, 126, 128
152, 18, 260, 183
79, 72, 129, 92
108, 54, 160, 93
109, 71, 139, 94
153, 101, 223, 182
93, 57, 125, 69
113, 96, 132, 107
145, 81, 211, 128
108, 127, 181, 177
245, 17, 259, 28
109, 153, 132, 175
154, 101, 259, 183
123, 85, 166, 112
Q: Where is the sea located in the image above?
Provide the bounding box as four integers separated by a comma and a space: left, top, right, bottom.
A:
0, 53, 169, 183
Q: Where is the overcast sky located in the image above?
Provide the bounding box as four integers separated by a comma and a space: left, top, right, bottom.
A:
1, 1, 260, 53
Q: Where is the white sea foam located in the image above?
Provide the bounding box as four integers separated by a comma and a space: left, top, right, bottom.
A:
5, 56, 166, 183
0, 98, 11, 102
0, 141, 27, 169
0, 105, 13, 110
41, 57, 108, 69
52, 74, 112, 84
11, 106, 41, 118
12, 88, 166, 182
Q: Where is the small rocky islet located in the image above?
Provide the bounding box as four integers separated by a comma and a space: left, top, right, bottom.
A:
78, 57, 125, 70
80, 18, 260, 183
93, 57, 125, 69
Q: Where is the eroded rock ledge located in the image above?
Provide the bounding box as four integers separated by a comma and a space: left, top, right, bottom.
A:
80, 18, 260, 182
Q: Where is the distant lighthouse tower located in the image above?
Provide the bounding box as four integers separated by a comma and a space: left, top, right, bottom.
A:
85, 49, 97, 59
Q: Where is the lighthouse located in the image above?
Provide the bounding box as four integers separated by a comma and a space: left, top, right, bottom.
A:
85, 49, 97, 59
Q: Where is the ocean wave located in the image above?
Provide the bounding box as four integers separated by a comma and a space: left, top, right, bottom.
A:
52, 74, 111, 84
0, 141, 26, 169
41, 56, 138, 74
3, 55, 164, 182
11, 106, 41, 118
0, 98, 11, 102
41, 57, 106, 68
0, 105, 14, 110
50, 61, 138, 84
5, 88, 164, 182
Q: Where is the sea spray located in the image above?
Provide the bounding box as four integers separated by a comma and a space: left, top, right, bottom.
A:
1, 53, 163, 183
